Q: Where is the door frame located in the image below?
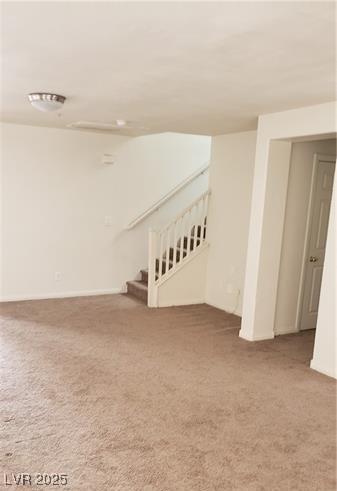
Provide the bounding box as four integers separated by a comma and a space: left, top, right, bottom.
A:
295, 153, 336, 331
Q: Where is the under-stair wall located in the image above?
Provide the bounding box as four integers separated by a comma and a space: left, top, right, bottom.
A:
156, 246, 208, 306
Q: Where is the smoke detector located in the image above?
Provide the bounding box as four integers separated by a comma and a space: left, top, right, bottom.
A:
28, 93, 66, 112
115, 119, 127, 127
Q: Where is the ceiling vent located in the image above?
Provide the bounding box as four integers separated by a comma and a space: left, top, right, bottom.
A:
67, 120, 131, 131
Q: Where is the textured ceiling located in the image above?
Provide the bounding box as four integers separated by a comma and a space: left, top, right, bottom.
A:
1, 1, 335, 136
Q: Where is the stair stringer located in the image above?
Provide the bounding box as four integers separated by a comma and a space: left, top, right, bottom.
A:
149, 243, 209, 307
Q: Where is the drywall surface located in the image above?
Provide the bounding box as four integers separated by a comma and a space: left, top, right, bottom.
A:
240, 101, 337, 343
205, 131, 257, 315
0, 123, 210, 300
275, 139, 336, 335
311, 171, 336, 378
157, 246, 209, 307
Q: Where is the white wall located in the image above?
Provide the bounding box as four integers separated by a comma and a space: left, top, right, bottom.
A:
205, 130, 257, 315
275, 139, 336, 334
0, 123, 211, 300
311, 172, 336, 378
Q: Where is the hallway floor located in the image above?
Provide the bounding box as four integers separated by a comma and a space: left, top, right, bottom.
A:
0, 295, 335, 490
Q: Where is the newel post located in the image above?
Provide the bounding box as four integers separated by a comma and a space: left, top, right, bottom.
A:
148, 228, 158, 307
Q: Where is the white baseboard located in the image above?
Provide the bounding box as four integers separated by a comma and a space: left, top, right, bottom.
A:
157, 297, 205, 307
0, 287, 125, 302
239, 329, 275, 341
274, 326, 299, 336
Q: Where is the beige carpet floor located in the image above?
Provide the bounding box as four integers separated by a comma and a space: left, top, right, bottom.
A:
0, 294, 335, 491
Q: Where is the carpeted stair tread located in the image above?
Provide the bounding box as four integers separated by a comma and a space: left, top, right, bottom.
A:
126, 280, 148, 303
127, 280, 148, 290
140, 269, 149, 283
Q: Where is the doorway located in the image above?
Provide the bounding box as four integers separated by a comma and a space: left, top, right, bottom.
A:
298, 154, 336, 330
274, 138, 336, 336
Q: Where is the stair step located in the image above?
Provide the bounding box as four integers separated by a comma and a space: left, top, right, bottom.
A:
126, 280, 148, 303
125, 218, 208, 299
127, 219, 208, 295
141, 268, 160, 282
140, 269, 148, 284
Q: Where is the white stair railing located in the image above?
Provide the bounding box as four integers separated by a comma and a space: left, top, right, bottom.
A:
148, 191, 210, 306
125, 162, 209, 229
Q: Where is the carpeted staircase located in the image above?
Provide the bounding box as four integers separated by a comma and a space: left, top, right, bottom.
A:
126, 223, 206, 304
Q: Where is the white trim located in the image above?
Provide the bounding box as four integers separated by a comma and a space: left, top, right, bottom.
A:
240, 102, 337, 344
125, 162, 209, 229
0, 287, 125, 302
274, 326, 299, 336
157, 242, 209, 286
147, 228, 158, 307
157, 298, 206, 307
295, 153, 336, 331
239, 330, 275, 341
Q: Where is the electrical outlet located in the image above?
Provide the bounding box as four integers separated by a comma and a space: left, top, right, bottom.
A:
55, 272, 61, 281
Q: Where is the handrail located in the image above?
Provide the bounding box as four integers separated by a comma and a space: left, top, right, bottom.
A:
125, 161, 209, 229
159, 190, 211, 234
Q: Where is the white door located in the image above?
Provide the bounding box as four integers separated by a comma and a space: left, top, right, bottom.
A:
300, 155, 336, 330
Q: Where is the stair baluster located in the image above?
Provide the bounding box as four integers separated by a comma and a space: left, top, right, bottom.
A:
126, 190, 210, 305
